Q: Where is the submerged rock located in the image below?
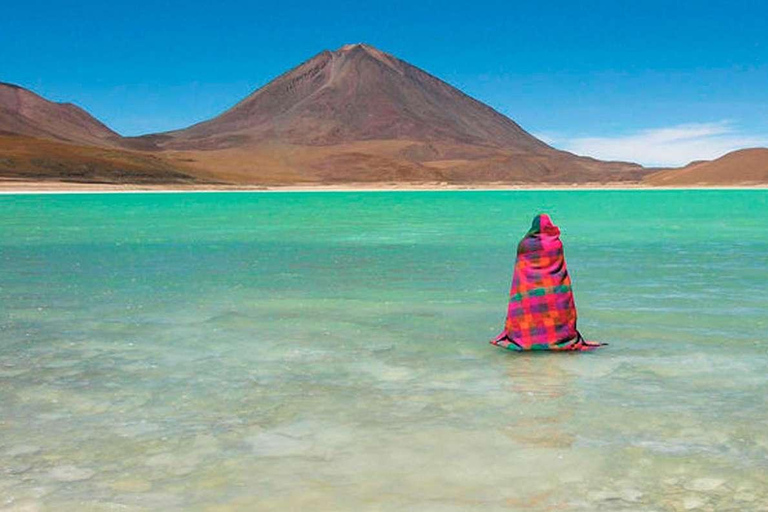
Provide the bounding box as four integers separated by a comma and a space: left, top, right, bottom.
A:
685, 478, 725, 492
733, 490, 757, 502
110, 478, 152, 493
1, 499, 42, 512
5, 445, 41, 457
247, 432, 313, 457
682, 494, 706, 510
144, 451, 201, 477
4, 463, 32, 475
48, 465, 95, 482
586, 488, 643, 504
619, 488, 644, 502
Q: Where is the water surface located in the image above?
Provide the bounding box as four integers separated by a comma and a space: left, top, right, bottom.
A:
1, 190, 767, 511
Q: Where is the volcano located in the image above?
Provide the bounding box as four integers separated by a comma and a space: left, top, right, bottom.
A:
140, 44, 645, 184
156, 44, 548, 151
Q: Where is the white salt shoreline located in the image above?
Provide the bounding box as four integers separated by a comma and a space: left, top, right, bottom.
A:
1, 182, 767, 194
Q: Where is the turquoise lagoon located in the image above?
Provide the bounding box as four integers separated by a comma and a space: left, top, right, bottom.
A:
1, 190, 767, 511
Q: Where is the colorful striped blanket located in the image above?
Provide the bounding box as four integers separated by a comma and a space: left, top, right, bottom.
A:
491, 214, 602, 352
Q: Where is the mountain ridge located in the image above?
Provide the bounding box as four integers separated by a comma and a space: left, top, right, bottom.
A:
0, 82, 119, 147
2, 44, 764, 186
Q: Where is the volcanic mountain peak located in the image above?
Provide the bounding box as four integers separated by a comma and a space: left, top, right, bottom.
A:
333, 43, 404, 72
338, 43, 365, 51
0, 82, 119, 146
156, 43, 548, 152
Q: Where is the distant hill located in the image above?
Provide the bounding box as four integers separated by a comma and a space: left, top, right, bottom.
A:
0, 83, 206, 184
645, 148, 768, 186
0, 135, 202, 185
0, 82, 119, 147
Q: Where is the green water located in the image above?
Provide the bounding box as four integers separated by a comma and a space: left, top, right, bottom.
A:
1, 190, 767, 511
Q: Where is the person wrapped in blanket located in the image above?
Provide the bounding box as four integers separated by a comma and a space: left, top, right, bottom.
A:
491, 213, 604, 352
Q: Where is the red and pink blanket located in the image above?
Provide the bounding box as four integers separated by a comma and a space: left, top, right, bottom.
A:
492, 214, 603, 352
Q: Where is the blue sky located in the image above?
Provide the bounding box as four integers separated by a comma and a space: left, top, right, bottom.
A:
2, 0, 767, 166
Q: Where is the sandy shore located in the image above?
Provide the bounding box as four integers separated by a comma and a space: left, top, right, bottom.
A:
1, 180, 766, 193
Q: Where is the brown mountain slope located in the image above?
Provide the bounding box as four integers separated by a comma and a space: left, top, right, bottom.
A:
154, 44, 548, 151
0, 82, 120, 147
0, 135, 203, 184
645, 148, 768, 186
137, 44, 646, 184
0, 84, 209, 184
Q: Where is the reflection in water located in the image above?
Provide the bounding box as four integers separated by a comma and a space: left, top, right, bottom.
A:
503, 356, 577, 450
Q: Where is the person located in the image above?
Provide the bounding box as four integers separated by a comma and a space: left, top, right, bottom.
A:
491, 213, 604, 352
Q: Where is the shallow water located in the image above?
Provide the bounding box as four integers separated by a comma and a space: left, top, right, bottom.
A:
1, 190, 767, 511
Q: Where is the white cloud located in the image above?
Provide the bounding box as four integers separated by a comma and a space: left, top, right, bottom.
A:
549, 122, 768, 167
